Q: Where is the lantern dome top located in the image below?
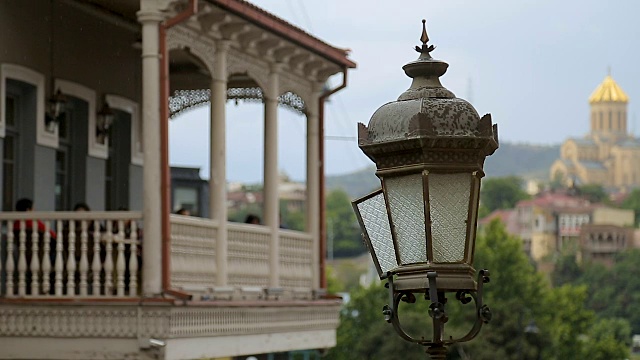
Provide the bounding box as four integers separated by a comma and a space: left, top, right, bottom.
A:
360, 20, 496, 148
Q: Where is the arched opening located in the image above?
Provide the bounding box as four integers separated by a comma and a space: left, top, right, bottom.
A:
167, 48, 212, 217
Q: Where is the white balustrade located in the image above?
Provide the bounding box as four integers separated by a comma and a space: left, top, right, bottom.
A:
227, 223, 270, 287
169, 215, 217, 292
279, 230, 314, 289
1, 211, 317, 300
0, 211, 142, 298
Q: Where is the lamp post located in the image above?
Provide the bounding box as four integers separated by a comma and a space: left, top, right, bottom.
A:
352, 20, 499, 359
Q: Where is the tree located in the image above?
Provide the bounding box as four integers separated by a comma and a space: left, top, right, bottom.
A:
480, 176, 530, 213
620, 189, 640, 226
326, 283, 428, 360
577, 184, 608, 203
581, 250, 640, 334
551, 254, 582, 287
326, 189, 365, 258
327, 221, 627, 360
580, 318, 631, 360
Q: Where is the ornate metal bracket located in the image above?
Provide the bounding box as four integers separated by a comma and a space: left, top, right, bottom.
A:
382, 269, 492, 358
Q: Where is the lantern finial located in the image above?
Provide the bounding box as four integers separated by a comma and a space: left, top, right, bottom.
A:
415, 19, 435, 54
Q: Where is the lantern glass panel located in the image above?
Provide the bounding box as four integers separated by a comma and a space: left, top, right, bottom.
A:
429, 173, 472, 263
386, 173, 427, 264
356, 191, 397, 275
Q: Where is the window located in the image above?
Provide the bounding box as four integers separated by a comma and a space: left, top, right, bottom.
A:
599, 112, 603, 129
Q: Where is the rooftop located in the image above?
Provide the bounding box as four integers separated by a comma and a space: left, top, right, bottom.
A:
589, 75, 629, 104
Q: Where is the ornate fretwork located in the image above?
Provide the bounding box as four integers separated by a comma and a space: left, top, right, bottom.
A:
166, 26, 215, 75
278, 91, 305, 115
227, 87, 264, 103
169, 89, 211, 118
169, 88, 306, 118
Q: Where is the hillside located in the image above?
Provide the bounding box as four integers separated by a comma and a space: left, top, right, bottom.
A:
326, 142, 561, 198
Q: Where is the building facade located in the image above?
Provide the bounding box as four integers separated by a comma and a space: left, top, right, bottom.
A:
550, 74, 640, 190
0, 1, 355, 359
483, 191, 635, 267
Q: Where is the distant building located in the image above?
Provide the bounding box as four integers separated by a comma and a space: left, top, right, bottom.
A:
580, 224, 634, 267
550, 74, 640, 190
481, 191, 635, 267
171, 166, 209, 217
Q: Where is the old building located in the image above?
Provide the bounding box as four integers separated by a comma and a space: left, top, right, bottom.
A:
550, 74, 640, 190
482, 191, 635, 267
0, 0, 355, 359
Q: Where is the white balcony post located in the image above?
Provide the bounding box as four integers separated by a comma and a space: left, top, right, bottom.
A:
210, 40, 230, 286
264, 64, 281, 287
137, 5, 165, 296
306, 84, 323, 289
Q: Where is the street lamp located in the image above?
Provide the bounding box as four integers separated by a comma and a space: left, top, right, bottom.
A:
352, 20, 499, 359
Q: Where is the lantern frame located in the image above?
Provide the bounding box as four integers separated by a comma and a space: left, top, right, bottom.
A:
351, 19, 499, 359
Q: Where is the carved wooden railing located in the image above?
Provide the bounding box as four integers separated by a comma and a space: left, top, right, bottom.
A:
279, 230, 314, 290
0, 212, 317, 300
0, 211, 142, 298
169, 218, 315, 297
169, 214, 217, 292
227, 223, 270, 288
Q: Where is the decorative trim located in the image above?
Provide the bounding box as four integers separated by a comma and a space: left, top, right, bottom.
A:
0, 64, 49, 146
0, 302, 340, 339
105, 94, 143, 166
166, 26, 216, 76
169, 88, 306, 118
55, 79, 104, 158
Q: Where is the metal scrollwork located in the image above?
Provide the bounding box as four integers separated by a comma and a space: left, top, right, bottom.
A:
169, 89, 306, 118
382, 269, 492, 359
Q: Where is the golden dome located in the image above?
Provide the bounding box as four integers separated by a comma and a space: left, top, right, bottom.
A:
589, 75, 629, 104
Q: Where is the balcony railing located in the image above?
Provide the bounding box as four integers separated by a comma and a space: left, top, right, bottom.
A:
169, 215, 315, 299
1, 212, 317, 300
0, 211, 142, 298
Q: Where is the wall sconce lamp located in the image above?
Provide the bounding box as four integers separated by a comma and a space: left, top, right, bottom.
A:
96, 101, 115, 138
45, 88, 67, 132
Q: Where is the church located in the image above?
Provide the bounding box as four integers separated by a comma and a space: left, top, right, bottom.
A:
550, 74, 640, 190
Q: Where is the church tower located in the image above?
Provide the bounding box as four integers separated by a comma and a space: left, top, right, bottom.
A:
551, 72, 640, 190
589, 73, 629, 139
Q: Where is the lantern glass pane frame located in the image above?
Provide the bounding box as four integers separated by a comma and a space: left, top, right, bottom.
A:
382, 172, 429, 266
352, 189, 398, 278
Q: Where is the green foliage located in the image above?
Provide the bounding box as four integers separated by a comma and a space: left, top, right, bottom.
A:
326, 189, 365, 258
454, 220, 552, 360
480, 176, 530, 213
327, 220, 616, 360
541, 285, 593, 360
328, 259, 369, 293
580, 318, 631, 360
326, 284, 428, 360
577, 184, 609, 203
279, 199, 305, 231
227, 203, 262, 223
551, 254, 583, 287
326, 266, 343, 295
621, 189, 640, 226
579, 250, 640, 334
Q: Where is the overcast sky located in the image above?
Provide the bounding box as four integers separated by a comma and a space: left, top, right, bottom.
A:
169, 0, 640, 183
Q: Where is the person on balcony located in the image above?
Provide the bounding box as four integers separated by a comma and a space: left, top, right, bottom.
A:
245, 214, 261, 225
175, 208, 190, 216
12, 198, 56, 294
13, 198, 56, 239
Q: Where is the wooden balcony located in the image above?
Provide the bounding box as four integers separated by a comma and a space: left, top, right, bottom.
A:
0, 212, 338, 360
